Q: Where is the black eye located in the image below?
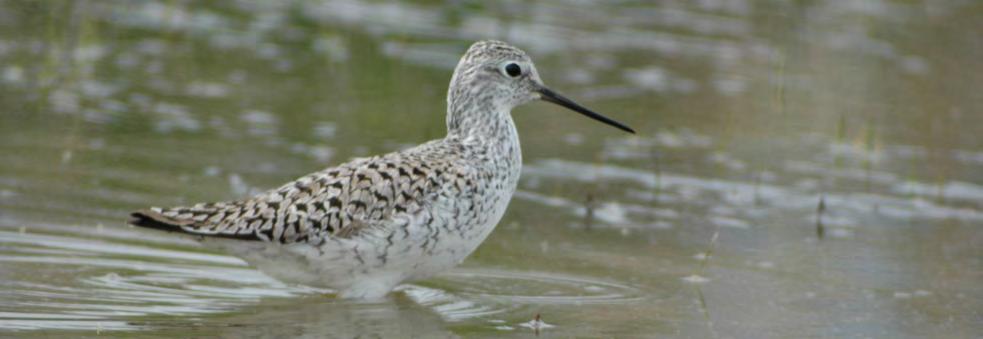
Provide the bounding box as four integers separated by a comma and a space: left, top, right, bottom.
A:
504, 63, 521, 77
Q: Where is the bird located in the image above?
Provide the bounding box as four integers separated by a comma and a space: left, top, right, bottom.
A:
129, 40, 635, 299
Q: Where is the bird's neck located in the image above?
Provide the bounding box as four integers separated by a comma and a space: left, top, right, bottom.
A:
446, 88, 518, 144
445, 93, 522, 171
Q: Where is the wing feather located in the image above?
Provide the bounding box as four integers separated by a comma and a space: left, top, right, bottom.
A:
129, 140, 473, 244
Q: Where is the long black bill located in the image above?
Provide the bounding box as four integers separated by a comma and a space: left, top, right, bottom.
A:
538, 87, 635, 134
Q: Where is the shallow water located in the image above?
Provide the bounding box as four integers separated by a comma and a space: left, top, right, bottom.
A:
0, 1, 981, 337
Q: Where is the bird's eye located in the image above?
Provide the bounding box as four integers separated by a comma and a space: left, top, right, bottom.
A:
504, 63, 521, 77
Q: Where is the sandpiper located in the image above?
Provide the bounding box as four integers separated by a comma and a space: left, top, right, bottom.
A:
130, 40, 634, 299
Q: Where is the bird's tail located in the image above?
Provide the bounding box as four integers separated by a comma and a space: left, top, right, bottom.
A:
129, 208, 190, 230
128, 204, 260, 240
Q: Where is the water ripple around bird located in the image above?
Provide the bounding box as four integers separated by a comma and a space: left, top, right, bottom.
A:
0, 220, 645, 333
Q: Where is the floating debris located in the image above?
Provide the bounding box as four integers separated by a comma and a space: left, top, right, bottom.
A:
519, 313, 555, 335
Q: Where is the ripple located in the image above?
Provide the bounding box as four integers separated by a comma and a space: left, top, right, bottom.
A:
428, 269, 647, 305
400, 269, 646, 323
0, 221, 645, 332
0, 222, 322, 332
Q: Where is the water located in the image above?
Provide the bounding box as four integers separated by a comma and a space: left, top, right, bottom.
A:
0, 1, 980, 337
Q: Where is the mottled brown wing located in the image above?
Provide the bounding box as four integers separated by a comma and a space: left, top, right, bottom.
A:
129, 142, 472, 244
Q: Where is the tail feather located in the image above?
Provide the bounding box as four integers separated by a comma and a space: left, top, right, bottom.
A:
128, 210, 187, 233
128, 208, 261, 240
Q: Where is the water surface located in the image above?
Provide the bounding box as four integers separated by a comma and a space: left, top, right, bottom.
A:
0, 1, 980, 337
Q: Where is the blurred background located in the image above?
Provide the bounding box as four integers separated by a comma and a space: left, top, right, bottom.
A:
0, 0, 980, 337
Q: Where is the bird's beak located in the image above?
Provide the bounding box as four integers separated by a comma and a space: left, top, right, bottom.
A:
537, 87, 635, 134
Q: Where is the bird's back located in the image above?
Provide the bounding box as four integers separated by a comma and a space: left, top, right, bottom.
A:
130, 137, 495, 244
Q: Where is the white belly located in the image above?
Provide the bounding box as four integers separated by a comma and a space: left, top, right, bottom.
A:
214, 182, 516, 299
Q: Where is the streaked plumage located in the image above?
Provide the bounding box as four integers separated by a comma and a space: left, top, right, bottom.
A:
130, 40, 633, 299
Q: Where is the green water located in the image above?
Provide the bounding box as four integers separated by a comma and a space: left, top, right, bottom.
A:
0, 1, 980, 337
